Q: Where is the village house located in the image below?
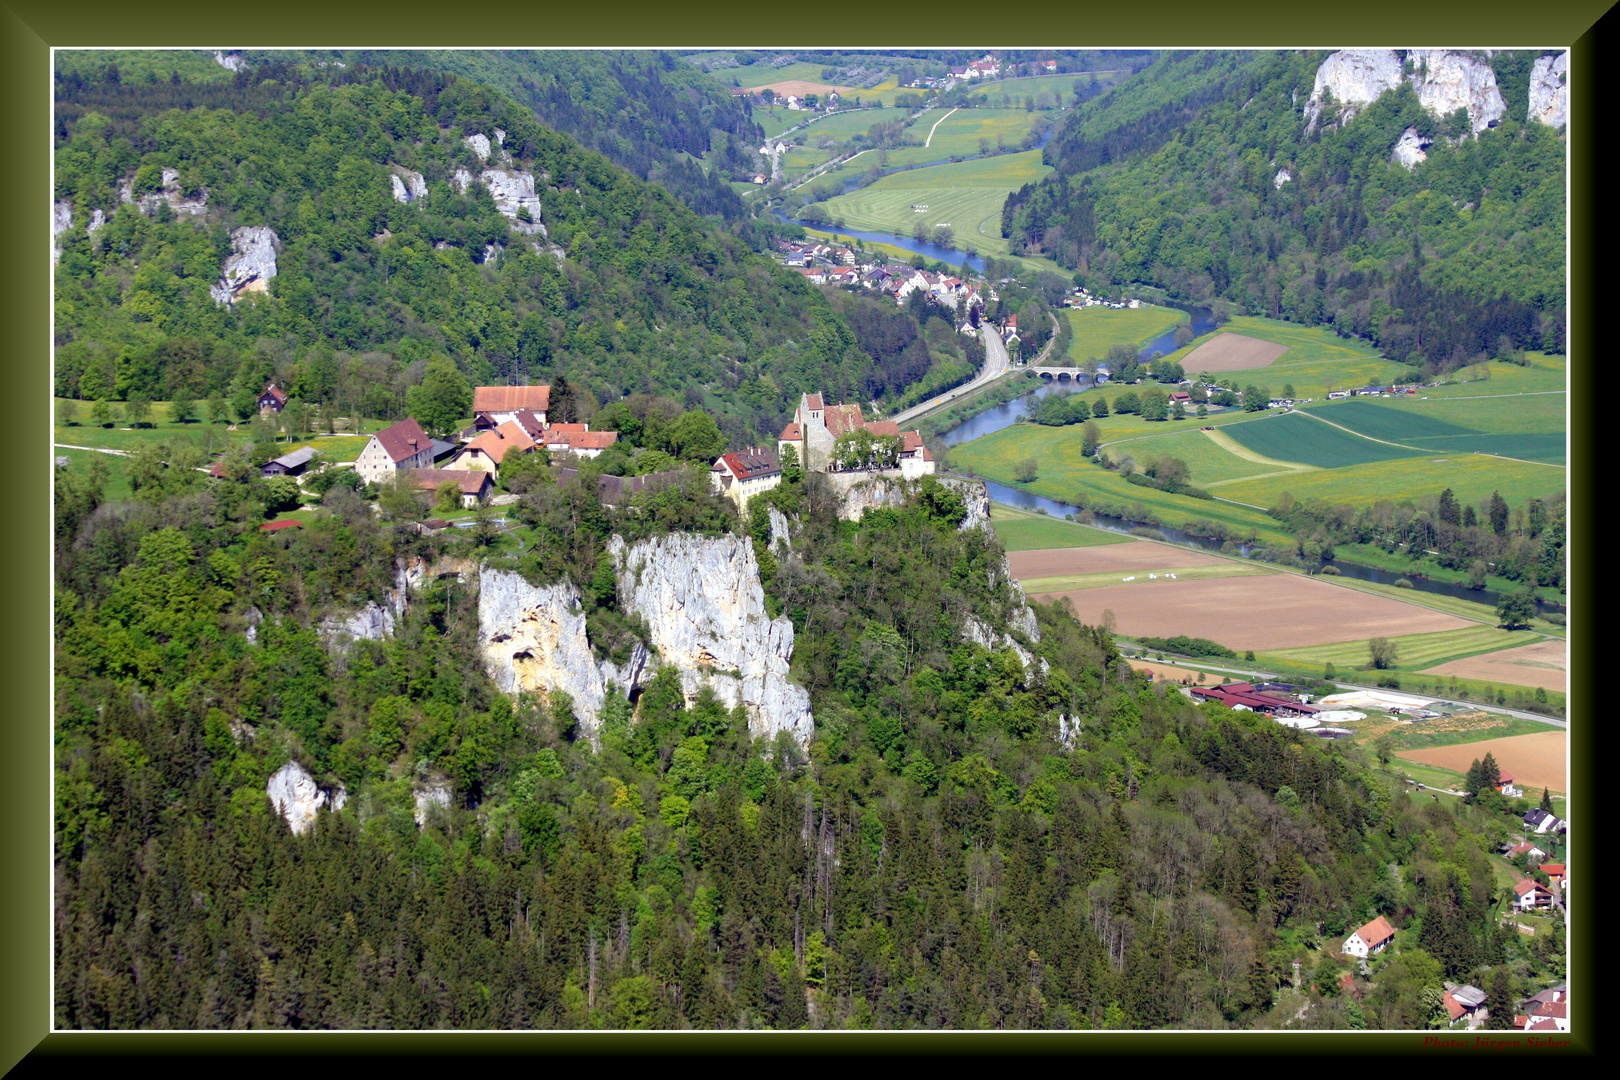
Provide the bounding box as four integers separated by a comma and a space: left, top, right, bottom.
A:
260, 445, 318, 478
1443, 984, 1488, 1028
407, 468, 493, 509
1541, 863, 1566, 889
1507, 840, 1548, 862
449, 420, 536, 472
471, 385, 550, 427
1523, 808, 1566, 835
257, 383, 288, 415
777, 391, 935, 477
1497, 775, 1522, 798
710, 447, 782, 510
541, 423, 618, 459
355, 417, 436, 486
1513, 878, 1554, 912
1515, 986, 1569, 1032
1340, 915, 1396, 958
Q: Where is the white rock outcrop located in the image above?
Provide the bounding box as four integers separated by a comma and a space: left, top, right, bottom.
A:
1306, 49, 1507, 138
1273, 168, 1291, 189
214, 50, 245, 72
390, 168, 427, 204
210, 225, 279, 305
52, 200, 72, 265
1304, 49, 1404, 129
319, 602, 395, 646
1391, 126, 1432, 169
479, 567, 610, 730
120, 167, 208, 217
1405, 49, 1506, 134
479, 168, 545, 234
451, 168, 475, 194
826, 473, 990, 528
1528, 51, 1569, 129
964, 613, 1036, 670
267, 760, 347, 836
767, 507, 794, 554
413, 779, 453, 826
610, 533, 813, 744
86, 207, 106, 238
465, 132, 493, 162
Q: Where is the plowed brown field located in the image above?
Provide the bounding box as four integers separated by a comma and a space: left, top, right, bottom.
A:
1181, 333, 1290, 371
1422, 640, 1566, 693
1396, 731, 1566, 793
1007, 542, 1225, 579
1029, 575, 1471, 651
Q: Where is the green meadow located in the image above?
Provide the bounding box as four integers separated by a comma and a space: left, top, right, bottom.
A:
1214, 452, 1566, 514
952, 423, 1293, 545
988, 503, 1130, 551
1300, 394, 1566, 464
1221, 412, 1424, 469
1064, 304, 1185, 361
1103, 426, 1281, 485
1256, 625, 1541, 673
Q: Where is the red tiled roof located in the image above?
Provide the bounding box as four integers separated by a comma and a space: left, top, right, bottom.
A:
371, 417, 432, 464
1526, 1018, 1561, 1032
864, 420, 900, 437
509, 408, 547, 440
407, 469, 492, 495
1534, 1001, 1568, 1019
258, 519, 303, 532
546, 428, 618, 451
824, 403, 864, 436
1352, 916, 1396, 946
1514, 879, 1550, 897
463, 423, 533, 466
779, 422, 802, 441
901, 431, 925, 452
1541, 864, 1565, 876
260, 384, 287, 403
472, 385, 550, 414
715, 448, 780, 481
1444, 992, 1466, 1021
805, 393, 824, 411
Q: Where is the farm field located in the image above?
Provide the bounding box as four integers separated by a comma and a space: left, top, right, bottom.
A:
1027, 573, 1473, 651
1007, 539, 1225, 578
951, 423, 1294, 544
1423, 639, 1567, 693
1020, 561, 1275, 593
1110, 427, 1283, 485
1064, 305, 1184, 361
819, 151, 1054, 259
1213, 451, 1567, 513
1256, 625, 1542, 673
1130, 660, 1207, 683
1170, 316, 1377, 368
1300, 398, 1567, 464
1150, 318, 1409, 399
1178, 333, 1290, 372
1422, 353, 1566, 397
1396, 731, 1566, 793
1219, 412, 1423, 469
988, 504, 1129, 551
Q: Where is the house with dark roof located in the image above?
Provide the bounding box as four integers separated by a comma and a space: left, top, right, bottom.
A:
1443, 984, 1488, 1027
711, 447, 781, 509
1189, 682, 1319, 718
355, 417, 435, 485
257, 383, 288, 414
260, 445, 319, 478
472, 385, 550, 427
1523, 808, 1566, 835
1341, 916, 1396, 958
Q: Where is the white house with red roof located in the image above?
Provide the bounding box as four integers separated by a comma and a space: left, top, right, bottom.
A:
710, 447, 782, 509
540, 423, 618, 459
777, 391, 934, 477
471, 385, 550, 427
1513, 879, 1554, 912
449, 420, 535, 472
1341, 915, 1396, 957
355, 417, 436, 485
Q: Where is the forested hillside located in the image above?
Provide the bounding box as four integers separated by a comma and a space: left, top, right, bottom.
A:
52, 58, 932, 444
53, 456, 1564, 1029
1002, 50, 1566, 369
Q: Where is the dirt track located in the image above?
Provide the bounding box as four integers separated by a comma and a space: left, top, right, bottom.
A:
1008, 542, 1225, 579
1029, 575, 1471, 651
1396, 731, 1566, 793
1422, 640, 1567, 693
1182, 333, 1290, 372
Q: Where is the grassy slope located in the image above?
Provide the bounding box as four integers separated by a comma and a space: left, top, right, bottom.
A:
1063, 305, 1184, 361
1214, 452, 1566, 514
988, 503, 1130, 550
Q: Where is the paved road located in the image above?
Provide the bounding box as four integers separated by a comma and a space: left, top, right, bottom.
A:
891, 323, 1013, 427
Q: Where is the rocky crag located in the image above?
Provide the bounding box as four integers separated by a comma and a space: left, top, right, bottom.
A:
477, 532, 813, 745
825, 473, 990, 528
1303, 49, 1565, 169
266, 760, 347, 835
210, 225, 279, 305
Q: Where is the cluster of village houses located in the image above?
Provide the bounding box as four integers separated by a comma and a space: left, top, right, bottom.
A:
245, 382, 935, 515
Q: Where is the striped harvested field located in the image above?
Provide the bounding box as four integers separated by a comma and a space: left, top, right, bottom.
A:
1007, 541, 1225, 579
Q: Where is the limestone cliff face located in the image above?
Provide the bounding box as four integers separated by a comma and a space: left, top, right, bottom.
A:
478, 567, 610, 729
609, 533, 813, 744
210, 225, 279, 305
319, 603, 395, 646
1405, 50, 1506, 134
120, 167, 209, 217
464, 132, 493, 162
214, 50, 245, 72
1306, 49, 1507, 141
267, 761, 347, 836
1528, 51, 1569, 129
1303, 49, 1404, 129
827, 473, 990, 529
1391, 126, 1432, 170
52, 200, 71, 265
390, 168, 428, 204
